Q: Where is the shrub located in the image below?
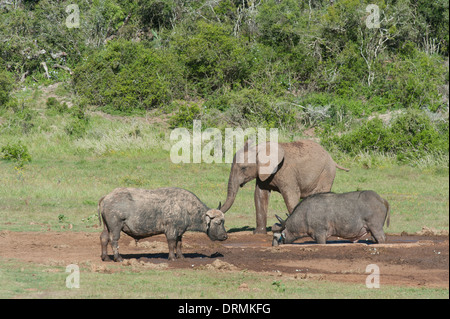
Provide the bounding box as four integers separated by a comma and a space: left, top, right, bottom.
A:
1, 141, 32, 167
172, 21, 253, 96
64, 104, 90, 139
390, 110, 448, 158
139, 0, 174, 30
295, 93, 365, 129
46, 97, 68, 114
415, 0, 449, 55
246, 43, 301, 96
374, 52, 447, 110
256, 0, 305, 49
205, 89, 296, 129
73, 39, 185, 112
321, 118, 393, 155
168, 101, 201, 129
321, 109, 449, 161
65, 117, 90, 139
0, 70, 14, 107
2, 102, 35, 135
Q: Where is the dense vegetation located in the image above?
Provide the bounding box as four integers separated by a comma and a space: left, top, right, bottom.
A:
0, 0, 448, 164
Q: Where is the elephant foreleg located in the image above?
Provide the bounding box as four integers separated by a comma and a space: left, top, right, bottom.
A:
254, 184, 270, 234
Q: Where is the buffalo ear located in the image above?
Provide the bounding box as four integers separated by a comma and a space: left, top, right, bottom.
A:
257, 142, 284, 182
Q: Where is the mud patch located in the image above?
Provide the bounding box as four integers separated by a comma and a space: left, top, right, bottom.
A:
0, 231, 448, 288
199, 259, 238, 271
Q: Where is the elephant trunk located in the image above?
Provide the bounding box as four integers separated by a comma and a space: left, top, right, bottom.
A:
220, 168, 240, 213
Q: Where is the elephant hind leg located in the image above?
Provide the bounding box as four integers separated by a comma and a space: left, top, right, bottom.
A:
316, 164, 337, 193
280, 186, 301, 214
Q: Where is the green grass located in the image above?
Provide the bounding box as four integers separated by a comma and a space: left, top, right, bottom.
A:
0, 145, 448, 233
0, 258, 447, 299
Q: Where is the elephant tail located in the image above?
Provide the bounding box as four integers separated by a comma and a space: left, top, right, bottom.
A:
335, 162, 350, 172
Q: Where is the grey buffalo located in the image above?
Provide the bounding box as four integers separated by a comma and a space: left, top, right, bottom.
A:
272, 191, 390, 246
98, 187, 228, 261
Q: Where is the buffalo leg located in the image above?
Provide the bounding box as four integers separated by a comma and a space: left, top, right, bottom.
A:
110, 227, 123, 262
314, 232, 327, 245
100, 226, 111, 261
176, 236, 184, 259
165, 230, 179, 261
369, 228, 386, 244
167, 239, 177, 261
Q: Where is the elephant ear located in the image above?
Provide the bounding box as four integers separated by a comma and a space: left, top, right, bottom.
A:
256, 142, 284, 181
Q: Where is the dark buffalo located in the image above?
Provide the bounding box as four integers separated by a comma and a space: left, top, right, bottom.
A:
99, 187, 228, 261
272, 191, 390, 246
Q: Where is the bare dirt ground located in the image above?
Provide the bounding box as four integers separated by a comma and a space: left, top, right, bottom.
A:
0, 230, 448, 289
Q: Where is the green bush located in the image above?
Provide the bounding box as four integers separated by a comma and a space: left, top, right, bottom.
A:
0, 70, 14, 107
139, 0, 174, 30
415, 0, 449, 55
321, 118, 392, 155
321, 110, 449, 161
172, 21, 254, 96
46, 97, 68, 114
390, 110, 448, 157
373, 51, 447, 110
1, 141, 32, 167
65, 117, 90, 139
168, 101, 201, 129
2, 102, 35, 135
205, 89, 296, 129
256, 0, 305, 49
0, 1, 88, 77
73, 39, 185, 112
246, 43, 302, 96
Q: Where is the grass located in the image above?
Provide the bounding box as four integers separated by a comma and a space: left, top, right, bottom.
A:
0, 145, 447, 234
0, 84, 448, 298
0, 258, 447, 299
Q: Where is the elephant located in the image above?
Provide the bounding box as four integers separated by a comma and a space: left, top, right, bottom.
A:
219, 139, 349, 234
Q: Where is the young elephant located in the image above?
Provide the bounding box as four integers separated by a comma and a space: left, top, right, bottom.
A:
98, 187, 228, 261
272, 191, 390, 246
